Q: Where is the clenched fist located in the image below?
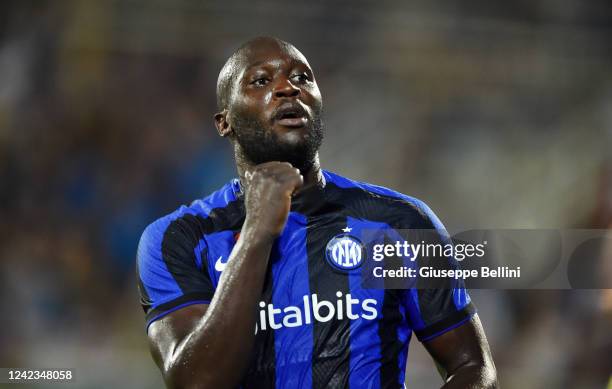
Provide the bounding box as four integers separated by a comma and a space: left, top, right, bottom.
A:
243, 162, 304, 239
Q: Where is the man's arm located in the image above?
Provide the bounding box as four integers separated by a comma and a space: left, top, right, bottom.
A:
423, 314, 498, 389
147, 162, 303, 389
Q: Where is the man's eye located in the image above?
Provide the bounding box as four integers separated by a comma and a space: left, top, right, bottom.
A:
251, 78, 269, 86
291, 73, 310, 83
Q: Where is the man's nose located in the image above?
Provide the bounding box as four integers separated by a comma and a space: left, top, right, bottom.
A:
273, 78, 300, 99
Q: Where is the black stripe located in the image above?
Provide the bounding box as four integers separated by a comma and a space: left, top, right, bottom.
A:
307, 211, 352, 388
160, 200, 245, 297
414, 302, 476, 341
204, 197, 247, 234
378, 290, 404, 389
377, 239, 404, 389
161, 213, 216, 295
413, 227, 459, 324
375, 233, 404, 388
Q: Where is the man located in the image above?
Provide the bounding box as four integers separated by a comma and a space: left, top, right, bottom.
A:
137, 37, 497, 388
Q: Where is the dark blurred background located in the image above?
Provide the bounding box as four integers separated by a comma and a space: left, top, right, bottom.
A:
0, 1, 610, 388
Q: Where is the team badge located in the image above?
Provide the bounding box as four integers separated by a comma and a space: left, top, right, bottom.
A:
325, 228, 365, 270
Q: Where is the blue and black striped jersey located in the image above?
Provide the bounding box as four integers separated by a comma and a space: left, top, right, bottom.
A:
137, 170, 475, 388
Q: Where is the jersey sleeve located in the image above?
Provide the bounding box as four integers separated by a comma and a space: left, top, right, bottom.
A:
136, 214, 215, 331
400, 199, 476, 342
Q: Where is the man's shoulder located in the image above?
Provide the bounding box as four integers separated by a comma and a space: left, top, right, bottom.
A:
323, 170, 429, 211
323, 170, 445, 229
139, 179, 242, 246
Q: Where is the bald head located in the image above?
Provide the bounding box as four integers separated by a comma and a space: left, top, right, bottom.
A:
212, 36, 323, 173
216, 37, 309, 111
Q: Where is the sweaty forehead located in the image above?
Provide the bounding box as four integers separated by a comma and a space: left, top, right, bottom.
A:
216, 38, 312, 109
237, 40, 310, 73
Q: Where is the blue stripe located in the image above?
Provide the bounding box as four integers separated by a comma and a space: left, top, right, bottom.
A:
271, 212, 313, 389
194, 238, 207, 270
453, 286, 471, 310
199, 230, 236, 288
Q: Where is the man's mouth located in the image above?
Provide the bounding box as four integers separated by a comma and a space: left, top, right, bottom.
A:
273, 104, 309, 128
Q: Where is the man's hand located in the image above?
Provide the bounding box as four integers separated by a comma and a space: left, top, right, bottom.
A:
243, 161, 303, 238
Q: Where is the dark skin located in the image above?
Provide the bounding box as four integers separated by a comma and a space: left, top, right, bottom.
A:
147, 37, 498, 389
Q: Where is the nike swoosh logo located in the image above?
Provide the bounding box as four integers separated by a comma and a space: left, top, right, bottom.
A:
215, 256, 228, 272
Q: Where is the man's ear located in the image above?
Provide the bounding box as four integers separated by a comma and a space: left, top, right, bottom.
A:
214, 109, 232, 137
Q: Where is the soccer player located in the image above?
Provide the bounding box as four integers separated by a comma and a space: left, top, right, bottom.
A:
137, 37, 497, 388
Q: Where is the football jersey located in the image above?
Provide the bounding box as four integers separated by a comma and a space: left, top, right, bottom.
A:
137, 170, 475, 388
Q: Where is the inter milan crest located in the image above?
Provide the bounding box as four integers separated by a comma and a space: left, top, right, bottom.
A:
325, 227, 365, 271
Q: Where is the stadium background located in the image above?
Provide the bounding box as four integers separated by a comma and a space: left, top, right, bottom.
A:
0, 1, 610, 387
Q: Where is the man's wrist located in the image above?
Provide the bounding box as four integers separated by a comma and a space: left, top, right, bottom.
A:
240, 217, 279, 245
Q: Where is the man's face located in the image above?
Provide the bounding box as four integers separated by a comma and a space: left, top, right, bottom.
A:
225, 42, 323, 173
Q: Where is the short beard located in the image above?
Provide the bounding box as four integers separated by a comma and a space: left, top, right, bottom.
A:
230, 110, 323, 173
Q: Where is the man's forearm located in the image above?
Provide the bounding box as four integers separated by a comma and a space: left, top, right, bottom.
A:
166, 220, 274, 387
